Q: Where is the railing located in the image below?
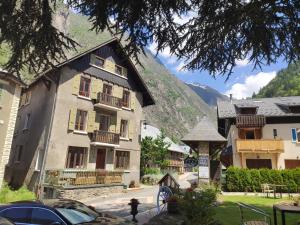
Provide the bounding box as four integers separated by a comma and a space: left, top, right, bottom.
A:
44, 169, 123, 187
96, 92, 122, 109
92, 130, 120, 145
236, 115, 266, 128
168, 158, 184, 167
236, 139, 284, 153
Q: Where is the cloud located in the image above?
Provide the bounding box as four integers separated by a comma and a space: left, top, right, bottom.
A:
235, 58, 249, 67
225, 71, 276, 99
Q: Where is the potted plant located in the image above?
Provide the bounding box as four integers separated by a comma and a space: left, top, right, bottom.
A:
167, 195, 179, 214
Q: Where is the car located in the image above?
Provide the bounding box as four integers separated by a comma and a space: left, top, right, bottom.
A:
0, 216, 16, 225
0, 199, 133, 225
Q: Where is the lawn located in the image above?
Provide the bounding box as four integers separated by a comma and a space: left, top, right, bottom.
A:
214, 195, 300, 225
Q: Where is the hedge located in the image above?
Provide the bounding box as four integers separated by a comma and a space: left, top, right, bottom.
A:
225, 167, 300, 192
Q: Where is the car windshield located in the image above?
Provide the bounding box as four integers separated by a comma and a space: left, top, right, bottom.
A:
53, 201, 98, 225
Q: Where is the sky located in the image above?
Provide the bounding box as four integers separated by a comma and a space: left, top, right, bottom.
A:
148, 44, 288, 100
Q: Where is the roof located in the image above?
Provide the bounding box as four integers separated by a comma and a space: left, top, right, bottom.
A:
181, 117, 227, 142
217, 96, 300, 118
141, 124, 189, 154
30, 38, 154, 106
0, 69, 26, 86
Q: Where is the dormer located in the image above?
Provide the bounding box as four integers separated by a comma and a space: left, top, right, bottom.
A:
235, 104, 258, 115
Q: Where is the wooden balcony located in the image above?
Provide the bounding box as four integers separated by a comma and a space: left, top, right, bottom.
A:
236, 139, 284, 153
91, 130, 120, 146
94, 92, 122, 111
236, 115, 266, 128
168, 158, 184, 167
44, 170, 123, 187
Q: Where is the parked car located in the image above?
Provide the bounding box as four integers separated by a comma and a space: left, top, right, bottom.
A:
0, 199, 132, 225
0, 217, 16, 225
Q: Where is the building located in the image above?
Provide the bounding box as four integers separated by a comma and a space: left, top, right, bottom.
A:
6, 38, 154, 198
0, 70, 24, 186
217, 96, 300, 169
141, 124, 188, 173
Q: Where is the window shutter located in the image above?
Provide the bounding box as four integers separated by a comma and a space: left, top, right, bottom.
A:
130, 91, 136, 110
90, 77, 97, 99
116, 118, 121, 134
122, 67, 128, 77
68, 108, 77, 130
104, 60, 115, 73
128, 120, 135, 140
94, 113, 100, 130
72, 74, 81, 95
114, 85, 123, 98
109, 116, 117, 132
87, 111, 96, 133
292, 128, 297, 142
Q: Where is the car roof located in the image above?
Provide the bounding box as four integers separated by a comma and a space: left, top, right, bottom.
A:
0, 200, 49, 209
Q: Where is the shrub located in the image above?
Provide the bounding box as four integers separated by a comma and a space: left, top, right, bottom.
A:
141, 174, 163, 185
143, 167, 161, 175
0, 184, 36, 203
225, 167, 300, 193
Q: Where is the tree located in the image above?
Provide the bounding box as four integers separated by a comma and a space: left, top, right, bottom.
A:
1, 0, 300, 79
140, 131, 170, 173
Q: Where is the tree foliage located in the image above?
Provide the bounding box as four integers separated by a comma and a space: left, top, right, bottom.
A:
1, 0, 300, 79
140, 131, 170, 172
253, 62, 300, 98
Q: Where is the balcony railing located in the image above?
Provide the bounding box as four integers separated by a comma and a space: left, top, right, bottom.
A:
44, 169, 123, 187
236, 115, 266, 128
168, 158, 184, 167
95, 92, 122, 109
236, 139, 284, 153
92, 130, 120, 145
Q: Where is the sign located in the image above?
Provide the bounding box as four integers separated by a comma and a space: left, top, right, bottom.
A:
184, 156, 198, 168
198, 154, 209, 179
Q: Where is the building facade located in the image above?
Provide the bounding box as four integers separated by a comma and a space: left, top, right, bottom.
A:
6, 39, 154, 197
218, 97, 300, 169
0, 70, 23, 187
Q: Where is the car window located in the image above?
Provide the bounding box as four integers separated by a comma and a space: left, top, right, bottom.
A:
0, 207, 32, 224
31, 208, 63, 225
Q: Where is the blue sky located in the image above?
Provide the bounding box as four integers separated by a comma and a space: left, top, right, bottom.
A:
148, 44, 288, 99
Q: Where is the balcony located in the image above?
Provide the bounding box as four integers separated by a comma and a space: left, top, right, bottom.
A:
236, 139, 284, 153
91, 130, 120, 147
44, 169, 123, 187
168, 158, 184, 167
94, 92, 122, 111
236, 115, 266, 128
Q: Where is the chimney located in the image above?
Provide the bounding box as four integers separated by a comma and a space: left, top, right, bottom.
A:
229, 94, 232, 103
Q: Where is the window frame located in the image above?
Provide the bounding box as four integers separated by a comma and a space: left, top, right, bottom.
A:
75, 109, 88, 131
65, 146, 87, 169
114, 65, 123, 75
79, 76, 91, 98
90, 54, 105, 68
122, 90, 130, 108
115, 150, 130, 170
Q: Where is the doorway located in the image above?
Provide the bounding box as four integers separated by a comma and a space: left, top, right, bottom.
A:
246, 159, 272, 169
96, 149, 106, 169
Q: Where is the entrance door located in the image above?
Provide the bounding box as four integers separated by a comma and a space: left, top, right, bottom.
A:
96, 149, 106, 169
285, 160, 300, 169
246, 159, 272, 169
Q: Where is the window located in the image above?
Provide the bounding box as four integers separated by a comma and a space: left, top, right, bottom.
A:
245, 130, 255, 139
75, 110, 87, 131
115, 151, 130, 169
103, 84, 112, 95
291, 128, 300, 143
31, 208, 63, 225
0, 208, 32, 224
79, 77, 91, 97
273, 129, 277, 138
23, 113, 31, 130
122, 90, 130, 108
99, 115, 111, 131
65, 146, 86, 169
15, 146, 23, 163
115, 65, 123, 75
90, 54, 105, 68
120, 120, 128, 138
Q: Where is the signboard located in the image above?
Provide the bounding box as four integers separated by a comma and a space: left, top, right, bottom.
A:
184, 156, 198, 168
198, 154, 209, 179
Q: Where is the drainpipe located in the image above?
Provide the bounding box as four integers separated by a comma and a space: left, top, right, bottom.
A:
37, 71, 59, 200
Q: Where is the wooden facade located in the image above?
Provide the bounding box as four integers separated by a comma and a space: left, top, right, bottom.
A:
236, 139, 284, 153
236, 115, 266, 128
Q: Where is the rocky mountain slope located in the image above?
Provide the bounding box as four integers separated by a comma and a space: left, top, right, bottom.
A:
1, 7, 215, 141
186, 82, 229, 107
253, 62, 300, 98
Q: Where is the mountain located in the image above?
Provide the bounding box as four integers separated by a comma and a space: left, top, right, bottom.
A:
186, 82, 229, 107
254, 62, 300, 98
0, 6, 216, 141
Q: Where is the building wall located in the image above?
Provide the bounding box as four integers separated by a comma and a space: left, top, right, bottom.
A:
229, 123, 300, 169
0, 79, 21, 186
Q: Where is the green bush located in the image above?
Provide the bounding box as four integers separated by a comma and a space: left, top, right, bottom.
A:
143, 167, 161, 175
0, 184, 36, 203
225, 167, 300, 192
141, 174, 163, 185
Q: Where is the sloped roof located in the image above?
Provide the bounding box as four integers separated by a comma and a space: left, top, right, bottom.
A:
217, 96, 300, 118
181, 117, 227, 142
141, 124, 189, 154
0, 69, 25, 86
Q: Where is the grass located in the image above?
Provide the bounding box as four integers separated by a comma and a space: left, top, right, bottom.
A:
0, 184, 36, 203
214, 195, 300, 225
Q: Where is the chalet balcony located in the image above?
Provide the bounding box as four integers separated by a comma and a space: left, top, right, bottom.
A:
94, 92, 122, 111
236, 139, 284, 153
168, 158, 184, 167
236, 114, 266, 128
44, 169, 123, 187
91, 130, 120, 147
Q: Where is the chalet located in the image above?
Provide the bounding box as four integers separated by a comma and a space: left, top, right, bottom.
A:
217, 96, 300, 169
6, 38, 154, 199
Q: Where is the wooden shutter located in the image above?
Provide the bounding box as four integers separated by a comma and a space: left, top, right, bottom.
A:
90, 77, 97, 99
238, 129, 246, 139
122, 67, 128, 77
116, 118, 121, 134
94, 113, 100, 130
114, 85, 123, 98
87, 111, 96, 133
68, 108, 77, 130
72, 74, 81, 95
104, 60, 115, 73
109, 116, 117, 132
128, 120, 135, 140
130, 91, 136, 110
292, 128, 297, 143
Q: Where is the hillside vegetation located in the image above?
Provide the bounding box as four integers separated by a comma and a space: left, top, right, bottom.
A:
0, 7, 215, 140
254, 62, 300, 98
